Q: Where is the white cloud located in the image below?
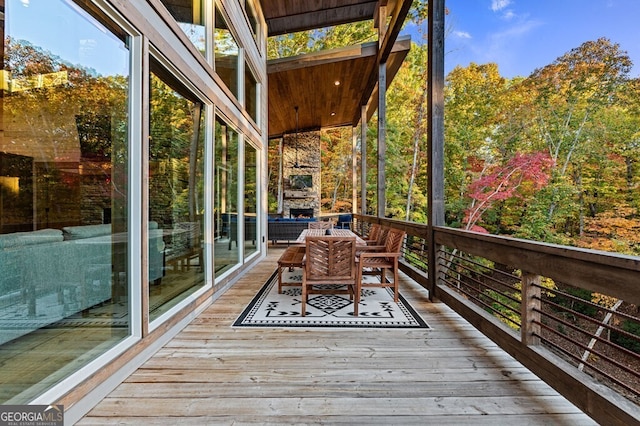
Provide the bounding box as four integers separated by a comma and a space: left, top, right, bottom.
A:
502, 10, 516, 20
491, 0, 511, 12
453, 30, 472, 39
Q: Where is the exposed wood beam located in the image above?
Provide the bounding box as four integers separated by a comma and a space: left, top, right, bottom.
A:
352, 35, 411, 127
373, 0, 389, 29
352, 0, 412, 125
267, 43, 373, 74
267, 2, 379, 36
378, 0, 410, 63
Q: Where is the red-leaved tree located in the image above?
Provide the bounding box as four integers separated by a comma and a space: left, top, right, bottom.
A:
464, 152, 555, 232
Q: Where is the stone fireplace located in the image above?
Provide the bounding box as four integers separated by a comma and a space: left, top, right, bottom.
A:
282, 130, 321, 218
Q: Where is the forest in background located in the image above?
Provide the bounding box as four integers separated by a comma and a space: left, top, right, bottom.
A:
267, 4, 640, 257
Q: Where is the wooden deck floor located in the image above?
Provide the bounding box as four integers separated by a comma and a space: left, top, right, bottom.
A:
77, 247, 596, 425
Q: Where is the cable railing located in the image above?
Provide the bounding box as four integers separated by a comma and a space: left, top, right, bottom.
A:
437, 247, 640, 400
354, 214, 640, 426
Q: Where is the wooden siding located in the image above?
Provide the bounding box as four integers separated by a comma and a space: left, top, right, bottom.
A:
76, 247, 595, 424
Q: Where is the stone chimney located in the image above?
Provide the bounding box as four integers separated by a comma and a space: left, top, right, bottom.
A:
282, 130, 321, 218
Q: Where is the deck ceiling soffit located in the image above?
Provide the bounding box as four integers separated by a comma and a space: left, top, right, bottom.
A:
262, 0, 412, 138
267, 36, 410, 138
260, 0, 390, 36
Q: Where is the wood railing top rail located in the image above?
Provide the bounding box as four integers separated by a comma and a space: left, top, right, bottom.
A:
433, 226, 640, 305
354, 214, 640, 305
354, 213, 640, 425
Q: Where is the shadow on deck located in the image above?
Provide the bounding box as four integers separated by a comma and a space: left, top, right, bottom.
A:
77, 247, 595, 424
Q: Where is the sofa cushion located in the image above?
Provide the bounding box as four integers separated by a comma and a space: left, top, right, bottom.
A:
0, 228, 64, 249
63, 224, 112, 240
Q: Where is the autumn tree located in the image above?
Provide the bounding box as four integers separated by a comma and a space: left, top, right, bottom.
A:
462, 152, 554, 232
522, 38, 632, 236
444, 62, 509, 227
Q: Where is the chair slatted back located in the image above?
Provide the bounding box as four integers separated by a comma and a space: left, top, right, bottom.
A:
377, 227, 390, 245
367, 223, 381, 241
308, 221, 333, 229
384, 228, 406, 254
305, 236, 356, 282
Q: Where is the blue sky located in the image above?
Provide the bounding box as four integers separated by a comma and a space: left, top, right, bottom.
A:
7, 0, 129, 77
440, 0, 640, 78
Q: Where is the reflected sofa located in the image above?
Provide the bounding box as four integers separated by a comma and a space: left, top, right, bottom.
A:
228, 218, 257, 249
0, 223, 164, 345
267, 217, 317, 244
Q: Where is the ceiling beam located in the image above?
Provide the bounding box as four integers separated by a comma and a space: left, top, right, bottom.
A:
353, 0, 412, 126
267, 43, 375, 74
267, 2, 379, 36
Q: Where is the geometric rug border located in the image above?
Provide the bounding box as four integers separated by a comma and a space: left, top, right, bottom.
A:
232, 269, 430, 329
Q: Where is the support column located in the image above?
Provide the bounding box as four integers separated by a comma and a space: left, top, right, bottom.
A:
377, 62, 386, 218
351, 126, 357, 215
360, 105, 367, 218
376, 0, 388, 219
427, 0, 445, 301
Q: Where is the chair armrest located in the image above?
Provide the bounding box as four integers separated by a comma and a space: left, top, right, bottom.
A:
358, 252, 401, 259
357, 244, 385, 252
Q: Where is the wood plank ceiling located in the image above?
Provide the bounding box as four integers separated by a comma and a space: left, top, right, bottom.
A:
259, 0, 411, 139
267, 37, 410, 138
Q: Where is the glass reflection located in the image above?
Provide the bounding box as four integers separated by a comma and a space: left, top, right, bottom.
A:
244, 143, 257, 257
245, 0, 259, 40
245, 62, 258, 123
214, 116, 239, 275
214, 7, 239, 97
149, 61, 206, 321
159, 0, 206, 56
0, 0, 130, 402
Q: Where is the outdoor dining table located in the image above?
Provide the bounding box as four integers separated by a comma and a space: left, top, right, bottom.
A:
277, 228, 365, 293
294, 228, 367, 245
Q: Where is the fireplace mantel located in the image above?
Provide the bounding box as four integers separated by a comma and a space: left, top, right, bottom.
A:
284, 190, 315, 199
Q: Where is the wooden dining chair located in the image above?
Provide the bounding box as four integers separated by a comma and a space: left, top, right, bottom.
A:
356, 228, 406, 303
364, 223, 389, 246
364, 223, 381, 244
302, 236, 358, 316
308, 221, 333, 229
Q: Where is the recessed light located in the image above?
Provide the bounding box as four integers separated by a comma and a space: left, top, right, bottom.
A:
331, 112, 336, 116
334, 80, 341, 86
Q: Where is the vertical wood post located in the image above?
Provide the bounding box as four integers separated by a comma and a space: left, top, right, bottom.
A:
521, 272, 541, 346
427, 0, 445, 301
360, 105, 367, 226
377, 62, 386, 218
352, 126, 357, 216
376, 1, 388, 219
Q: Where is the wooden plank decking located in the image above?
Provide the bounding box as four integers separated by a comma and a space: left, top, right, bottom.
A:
77, 247, 596, 425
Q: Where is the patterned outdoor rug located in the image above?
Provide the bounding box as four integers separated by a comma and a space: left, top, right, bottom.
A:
233, 269, 429, 328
